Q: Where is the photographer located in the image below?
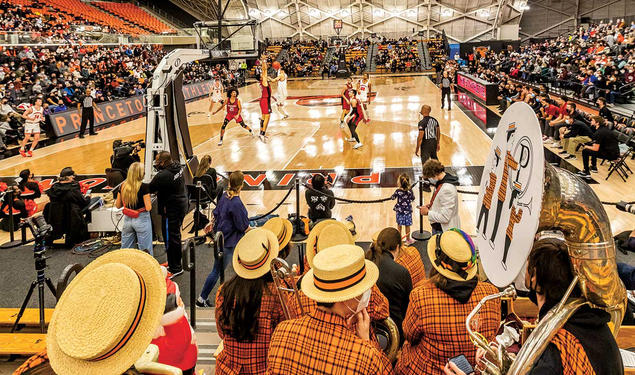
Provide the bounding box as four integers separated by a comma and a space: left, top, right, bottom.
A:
305, 174, 335, 224
111, 139, 142, 177
149, 151, 187, 277
43, 167, 91, 247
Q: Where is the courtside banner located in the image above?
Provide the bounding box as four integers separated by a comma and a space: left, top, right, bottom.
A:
475, 102, 544, 287
48, 80, 214, 137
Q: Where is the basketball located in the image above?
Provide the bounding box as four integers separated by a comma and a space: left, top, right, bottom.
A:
272, 61, 281, 70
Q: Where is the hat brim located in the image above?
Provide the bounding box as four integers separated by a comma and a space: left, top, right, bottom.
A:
233, 229, 279, 279
305, 219, 336, 268
279, 219, 293, 249
427, 234, 478, 282
301, 260, 379, 303
48, 250, 166, 375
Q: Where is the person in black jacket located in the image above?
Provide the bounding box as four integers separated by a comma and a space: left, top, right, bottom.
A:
17, 169, 41, 200
366, 227, 412, 342
305, 174, 335, 224
558, 116, 595, 159
577, 116, 620, 178
149, 151, 187, 277
44, 167, 90, 247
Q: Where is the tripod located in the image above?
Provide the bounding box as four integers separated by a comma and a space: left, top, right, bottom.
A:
11, 236, 56, 334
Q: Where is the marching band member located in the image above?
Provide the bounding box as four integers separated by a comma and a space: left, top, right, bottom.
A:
373, 229, 427, 287
215, 228, 285, 375
367, 227, 413, 341
262, 217, 293, 259
267, 244, 393, 374
523, 238, 622, 374
395, 229, 500, 375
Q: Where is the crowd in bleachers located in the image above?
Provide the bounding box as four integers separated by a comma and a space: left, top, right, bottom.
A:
375, 38, 422, 73
283, 40, 329, 78
0, 44, 243, 153
470, 19, 635, 105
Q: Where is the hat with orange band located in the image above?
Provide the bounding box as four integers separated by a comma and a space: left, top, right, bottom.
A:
427, 228, 478, 281
301, 244, 379, 303
233, 228, 280, 279
47, 250, 166, 375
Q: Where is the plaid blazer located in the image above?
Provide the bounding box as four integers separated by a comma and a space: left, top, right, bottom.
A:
266, 309, 394, 375
286, 284, 389, 349
396, 246, 426, 287
215, 282, 285, 375
394, 281, 500, 375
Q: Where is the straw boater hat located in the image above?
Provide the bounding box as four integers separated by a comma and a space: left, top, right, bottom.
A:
233, 228, 280, 279
427, 228, 478, 281
263, 217, 293, 249
305, 220, 354, 268
47, 250, 166, 375
301, 244, 379, 303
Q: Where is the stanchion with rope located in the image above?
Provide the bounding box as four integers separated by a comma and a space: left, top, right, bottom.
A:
290, 178, 308, 274
1, 190, 24, 249
411, 176, 431, 241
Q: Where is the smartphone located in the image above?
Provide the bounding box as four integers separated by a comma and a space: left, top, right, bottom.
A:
449, 354, 474, 375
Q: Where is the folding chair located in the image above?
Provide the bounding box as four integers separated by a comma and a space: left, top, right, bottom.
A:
606, 147, 633, 182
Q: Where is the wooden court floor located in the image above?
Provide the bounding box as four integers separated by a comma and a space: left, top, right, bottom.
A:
0, 75, 632, 241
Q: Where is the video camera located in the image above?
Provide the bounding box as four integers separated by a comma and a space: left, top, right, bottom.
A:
617, 201, 635, 215
113, 139, 145, 158
21, 215, 52, 242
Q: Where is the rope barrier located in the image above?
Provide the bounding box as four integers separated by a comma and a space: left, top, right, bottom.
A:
249, 184, 295, 221
302, 180, 420, 204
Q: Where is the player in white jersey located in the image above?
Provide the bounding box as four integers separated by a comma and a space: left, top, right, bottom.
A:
19, 96, 44, 157
208, 77, 224, 118
269, 61, 289, 119
356, 73, 372, 108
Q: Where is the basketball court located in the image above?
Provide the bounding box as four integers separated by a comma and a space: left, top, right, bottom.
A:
1, 74, 632, 244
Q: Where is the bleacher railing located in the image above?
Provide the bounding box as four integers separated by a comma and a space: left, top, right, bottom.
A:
0, 31, 196, 46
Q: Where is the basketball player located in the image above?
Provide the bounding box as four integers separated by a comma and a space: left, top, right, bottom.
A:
19, 96, 44, 157
269, 61, 289, 119
212, 88, 253, 146
258, 55, 272, 143
357, 73, 372, 107
208, 75, 224, 118
346, 89, 369, 149
340, 77, 354, 128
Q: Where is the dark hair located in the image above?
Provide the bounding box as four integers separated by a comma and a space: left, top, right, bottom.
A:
155, 151, 173, 168
422, 159, 445, 178
218, 273, 273, 342
226, 87, 238, 98
591, 115, 605, 126
19, 169, 30, 189
316, 301, 335, 308
312, 174, 325, 190
367, 227, 401, 265
597, 97, 606, 105
398, 173, 410, 190
527, 238, 580, 307
429, 267, 450, 290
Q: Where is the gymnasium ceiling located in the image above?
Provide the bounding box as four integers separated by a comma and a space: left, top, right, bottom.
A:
167, 0, 531, 42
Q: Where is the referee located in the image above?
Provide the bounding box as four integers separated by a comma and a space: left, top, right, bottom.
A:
440, 71, 453, 110
78, 88, 101, 138
415, 104, 440, 166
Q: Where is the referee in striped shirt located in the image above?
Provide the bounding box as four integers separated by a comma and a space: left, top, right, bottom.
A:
415, 104, 440, 166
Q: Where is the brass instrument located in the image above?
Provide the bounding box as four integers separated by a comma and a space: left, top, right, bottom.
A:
470, 164, 627, 374
269, 257, 401, 360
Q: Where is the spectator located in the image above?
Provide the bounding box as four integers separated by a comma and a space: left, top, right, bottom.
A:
17, 169, 41, 200
114, 162, 153, 255
419, 159, 460, 233
305, 174, 335, 224
44, 167, 90, 247
149, 151, 187, 277
194, 154, 218, 201
577, 116, 619, 178
197, 171, 249, 307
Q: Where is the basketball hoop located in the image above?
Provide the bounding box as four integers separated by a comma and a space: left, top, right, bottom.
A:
333, 19, 343, 36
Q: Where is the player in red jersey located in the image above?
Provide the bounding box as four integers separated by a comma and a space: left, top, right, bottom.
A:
212, 87, 253, 146
346, 89, 369, 150
258, 55, 272, 143
340, 77, 354, 128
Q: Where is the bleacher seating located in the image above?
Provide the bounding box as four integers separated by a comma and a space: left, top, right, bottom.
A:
46, 0, 145, 35
93, 1, 175, 34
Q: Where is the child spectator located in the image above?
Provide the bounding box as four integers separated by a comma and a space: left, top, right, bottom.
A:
392, 174, 416, 244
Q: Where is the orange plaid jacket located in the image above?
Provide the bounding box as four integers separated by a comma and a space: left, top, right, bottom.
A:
505, 206, 523, 240
396, 246, 426, 287
394, 281, 500, 375
497, 151, 519, 202
215, 282, 285, 375
550, 329, 596, 375
266, 309, 394, 375
482, 172, 497, 210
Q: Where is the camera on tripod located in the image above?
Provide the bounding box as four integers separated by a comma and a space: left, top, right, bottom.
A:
21, 215, 52, 242
113, 139, 145, 158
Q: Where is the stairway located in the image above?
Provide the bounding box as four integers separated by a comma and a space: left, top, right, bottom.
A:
419, 41, 432, 70
324, 46, 335, 65
277, 45, 290, 63
367, 43, 378, 72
